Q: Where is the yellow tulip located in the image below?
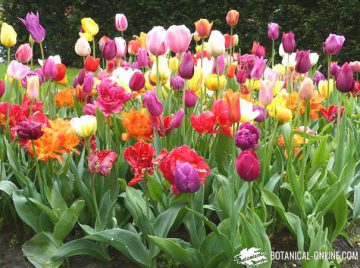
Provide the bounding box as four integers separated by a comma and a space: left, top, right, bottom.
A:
245, 79, 260, 90
70, 115, 97, 138
169, 57, 179, 73
318, 79, 334, 98
276, 107, 292, 123
79, 31, 93, 42
1, 23, 17, 47
205, 74, 226, 91
144, 71, 155, 90
188, 66, 203, 95
150, 56, 170, 85
81, 18, 99, 37
273, 64, 285, 76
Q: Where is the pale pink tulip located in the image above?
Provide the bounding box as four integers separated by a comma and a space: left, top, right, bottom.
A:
166, 25, 191, 54
146, 26, 168, 56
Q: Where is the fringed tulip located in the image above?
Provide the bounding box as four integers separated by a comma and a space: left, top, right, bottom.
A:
235, 122, 260, 150
16, 120, 44, 140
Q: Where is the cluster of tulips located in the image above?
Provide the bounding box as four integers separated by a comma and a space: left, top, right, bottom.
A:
0, 8, 359, 268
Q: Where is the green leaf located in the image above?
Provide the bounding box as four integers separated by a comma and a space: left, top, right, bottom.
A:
95, 190, 116, 231
0, 180, 18, 196
154, 202, 185, 237
49, 181, 67, 216
29, 198, 58, 224
353, 184, 360, 219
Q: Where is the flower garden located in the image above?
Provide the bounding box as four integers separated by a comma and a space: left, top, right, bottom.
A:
0, 8, 360, 268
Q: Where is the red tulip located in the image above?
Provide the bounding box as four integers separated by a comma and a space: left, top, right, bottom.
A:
84, 55, 100, 72
236, 150, 260, 181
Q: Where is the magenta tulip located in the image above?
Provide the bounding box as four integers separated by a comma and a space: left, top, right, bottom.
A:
268, 23, 279, 40
179, 51, 194, 79
0, 80, 5, 98
295, 50, 311, 74
170, 108, 185, 128
336, 63, 354, 93
143, 90, 163, 116
250, 57, 267, 79
235, 122, 260, 150
236, 69, 246, 84
282, 32, 296, 53
102, 39, 117, 61
236, 150, 260, 181
323, 34, 345, 55
185, 90, 197, 108
174, 161, 201, 193
129, 72, 145, 91
42, 58, 57, 79
170, 75, 185, 90
82, 72, 94, 94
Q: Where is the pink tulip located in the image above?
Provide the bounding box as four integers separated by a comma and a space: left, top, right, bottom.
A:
166, 25, 191, 54
170, 108, 185, 128
0, 80, 5, 98
146, 26, 168, 56
336, 62, 354, 93
15, 43, 32, 63
7, 60, 30, 80
250, 57, 267, 79
115, 37, 127, 58
299, 77, 315, 100
323, 34, 345, 55
259, 80, 275, 105
349, 61, 360, 73
115, 14, 128, 31
26, 75, 40, 100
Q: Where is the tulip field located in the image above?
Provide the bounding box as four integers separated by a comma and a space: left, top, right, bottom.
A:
1, 9, 360, 268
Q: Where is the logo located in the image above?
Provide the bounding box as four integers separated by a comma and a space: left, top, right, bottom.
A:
234, 247, 268, 266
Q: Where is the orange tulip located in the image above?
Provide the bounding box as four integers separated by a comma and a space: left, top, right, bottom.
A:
121, 108, 153, 141
226, 64, 237, 78
226, 10, 240, 26
194, 19, 213, 38
223, 89, 241, 123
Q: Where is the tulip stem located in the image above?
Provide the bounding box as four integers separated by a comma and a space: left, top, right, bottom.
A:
7, 47, 10, 64
39, 42, 44, 62
92, 173, 100, 221
31, 140, 44, 198
271, 40, 275, 68
92, 38, 96, 58
215, 56, 220, 99
327, 55, 332, 108
229, 26, 233, 66
31, 43, 34, 68
156, 56, 160, 99
249, 181, 255, 225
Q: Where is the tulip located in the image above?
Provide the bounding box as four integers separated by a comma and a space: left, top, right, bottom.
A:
253, 105, 265, 122
146, 26, 168, 56
236, 150, 260, 181
224, 34, 232, 49
0, 80, 5, 98
205, 74, 226, 91
75, 37, 91, 57
336, 62, 354, 93
89, 148, 118, 176
143, 90, 163, 116
295, 50, 311, 74
70, 115, 97, 138
349, 61, 360, 73
250, 57, 267, 79
226, 10, 240, 26
299, 77, 315, 100
276, 107, 292, 123
81, 18, 99, 36
185, 90, 197, 107
207, 30, 225, 57
83, 103, 96, 116
167, 25, 192, 54
102, 39, 117, 61
236, 69, 246, 84
235, 122, 260, 150
1, 22, 17, 47
82, 72, 94, 94
323, 34, 345, 55
318, 79, 334, 98
174, 161, 201, 193
26, 75, 40, 100
98, 35, 108, 51
115, 14, 128, 31
136, 48, 149, 68
19, 12, 46, 43
7, 60, 30, 80
268, 23, 279, 40
310, 53, 319, 66
194, 19, 213, 38
251, 41, 266, 58
170, 108, 185, 128
321, 105, 344, 123
15, 43, 32, 63
312, 70, 325, 84
43, 59, 57, 79
330, 62, 340, 78
179, 51, 194, 79
259, 80, 275, 106
282, 32, 296, 53
212, 55, 225, 75
115, 37, 127, 58
84, 55, 100, 72
16, 120, 44, 140
170, 75, 185, 90
129, 72, 145, 91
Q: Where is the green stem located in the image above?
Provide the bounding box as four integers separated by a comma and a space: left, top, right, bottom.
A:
31, 43, 34, 68
271, 40, 275, 68
92, 173, 99, 220
39, 42, 44, 62
7, 47, 10, 64
144, 174, 151, 218
215, 56, 220, 99
31, 140, 44, 197
92, 38, 96, 58
327, 55, 332, 108
156, 56, 160, 99
249, 182, 255, 224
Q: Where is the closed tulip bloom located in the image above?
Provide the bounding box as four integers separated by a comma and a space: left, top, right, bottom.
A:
268, 23, 279, 40
235, 122, 260, 150
250, 57, 267, 79
212, 55, 225, 75
295, 50, 311, 74
236, 150, 260, 181
349, 61, 360, 73
16, 120, 44, 140
43, 58, 57, 79
15, 43, 32, 63
205, 74, 226, 91
331, 62, 341, 78
226, 10, 240, 26
277, 107, 292, 123
323, 34, 345, 55
84, 55, 100, 72
259, 79, 275, 105
7, 60, 30, 80
82, 72, 94, 94
129, 72, 145, 91
136, 48, 149, 68
251, 41, 266, 58
70, 115, 97, 138
299, 77, 315, 100
170, 108, 185, 128
253, 105, 265, 122
167, 25, 192, 54
26, 75, 40, 100
143, 90, 163, 116
232, 34, 239, 46
75, 37, 91, 57
174, 161, 201, 193
282, 32, 296, 53
98, 35, 108, 51
236, 69, 247, 84
185, 90, 198, 107
170, 75, 185, 90
83, 103, 96, 116
115, 37, 127, 58
194, 19, 213, 38
310, 53, 319, 66
207, 30, 225, 57
0, 80, 5, 98
115, 14, 128, 31
179, 51, 194, 79
81, 18, 99, 36
336, 62, 354, 93
19, 12, 45, 43
1, 22, 17, 47
313, 70, 325, 84
102, 39, 117, 61
146, 26, 168, 56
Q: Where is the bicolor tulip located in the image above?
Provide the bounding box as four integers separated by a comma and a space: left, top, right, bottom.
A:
26, 75, 40, 100
194, 19, 213, 38
15, 43, 32, 63
226, 10, 240, 26
115, 37, 127, 58
115, 14, 128, 32
70, 115, 97, 138
75, 37, 91, 57
207, 30, 225, 57
259, 79, 275, 106
250, 57, 267, 79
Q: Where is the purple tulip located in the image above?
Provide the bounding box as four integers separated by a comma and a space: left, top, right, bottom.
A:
179, 51, 194, 79
235, 122, 260, 150
76, 69, 86, 86
129, 72, 145, 91
312, 70, 325, 84
143, 90, 163, 116
42, 59, 57, 80
212, 55, 225, 75
174, 161, 201, 193
253, 105, 265, 122
336, 62, 354, 93
102, 39, 117, 61
16, 120, 44, 140
136, 48, 149, 69
170, 108, 185, 128
83, 72, 94, 94
295, 50, 311, 74
185, 90, 197, 107
323, 34, 345, 55
331, 62, 341, 78
268, 23, 279, 40
170, 75, 185, 90
83, 103, 97, 116
19, 12, 46, 43
21, 70, 44, 88
282, 32, 296, 53
250, 57, 267, 79
236, 69, 246, 84
0, 80, 5, 98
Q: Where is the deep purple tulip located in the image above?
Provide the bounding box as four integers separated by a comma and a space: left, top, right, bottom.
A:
102, 39, 117, 61
250, 57, 267, 79
253, 105, 265, 122
129, 72, 145, 91
179, 51, 194, 79
295, 50, 311, 74
236, 150, 260, 181
268, 23, 279, 40
174, 161, 201, 193
170, 108, 185, 129
236, 69, 246, 84
136, 48, 149, 69
336, 62, 354, 93
143, 90, 163, 116
185, 90, 197, 107
16, 120, 44, 140
331, 62, 341, 78
42, 59, 57, 79
77, 69, 86, 86
312, 70, 325, 85
170, 75, 185, 90
323, 34, 345, 55
83, 72, 94, 94
235, 122, 260, 150
19, 12, 46, 43
282, 32, 296, 53
0, 80, 5, 98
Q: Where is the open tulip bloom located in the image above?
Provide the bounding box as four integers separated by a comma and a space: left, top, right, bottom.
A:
0, 8, 360, 268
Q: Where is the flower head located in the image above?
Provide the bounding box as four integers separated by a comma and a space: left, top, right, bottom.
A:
19, 12, 46, 43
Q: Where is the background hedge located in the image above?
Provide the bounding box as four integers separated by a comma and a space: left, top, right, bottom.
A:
1, 0, 359, 67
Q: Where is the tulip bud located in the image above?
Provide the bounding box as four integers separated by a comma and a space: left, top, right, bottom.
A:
207, 30, 225, 57
282, 32, 296, 53
212, 55, 225, 75
323, 34, 345, 55
179, 51, 194, 79
70, 115, 97, 138
299, 77, 315, 100
0, 80, 5, 98
331, 62, 340, 78
205, 74, 226, 91
250, 57, 267, 79
75, 37, 91, 57
226, 10, 240, 26
170, 108, 185, 128
129, 72, 145, 91
185, 90, 197, 107
15, 43, 32, 63
174, 161, 201, 193
336, 62, 354, 93
16, 120, 44, 140
312, 70, 325, 85
102, 39, 117, 61
259, 79, 275, 106
349, 61, 360, 73
115, 14, 128, 31
83, 72, 94, 94
277, 107, 292, 123
170, 75, 185, 90
236, 69, 246, 84
0, 22, 17, 47
84, 55, 100, 72
43, 59, 57, 80
268, 23, 279, 40
232, 34, 239, 46
251, 41, 266, 58
235, 122, 260, 150
115, 37, 126, 58
146, 26, 168, 56
98, 35, 108, 51
26, 75, 40, 100
54, 64, 66, 82
236, 150, 260, 181
194, 19, 213, 38
143, 90, 163, 116
295, 50, 311, 74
